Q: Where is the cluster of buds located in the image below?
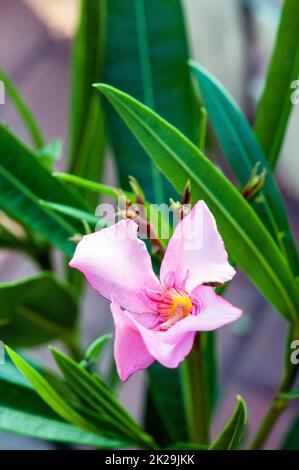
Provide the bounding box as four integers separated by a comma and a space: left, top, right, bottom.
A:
69, 178, 197, 262
119, 176, 166, 258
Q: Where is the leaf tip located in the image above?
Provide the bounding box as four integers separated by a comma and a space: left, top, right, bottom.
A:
236, 394, 248, 422
188, 59, 197, 70
93, 83, 114, 95
4, 344, 12, 355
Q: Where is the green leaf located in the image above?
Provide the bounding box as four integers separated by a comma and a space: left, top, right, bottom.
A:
0, 167, 76, 256
198, 107, 208, 152
254, 0, 299, 169
66, 400, 134, 443
0, 273, 78, 347
281, 412, 299, 449
0, 219, 60, 282
209, 396, 247, 450
38, 199, 102, 229
54, 172, 171, 243
167, 443, 208, 450
37, 139, 62, 169
54, 172, 129, 200
144, 390, 172, 447
5, 347, 112, 436
50, 347, 156, 449
104, 0, 197, 202
95, 84, 299, 323
279, 388, 299, 399
0, 125, 88, 254
84, 334, 113, 363
0, 222, 26, 252
0, 124, 86, 214
0, 68, 44, 148
190, 63, 299, 277
0, 363, 124, 448
68, 0, 105, 204
147, 363, 189, 443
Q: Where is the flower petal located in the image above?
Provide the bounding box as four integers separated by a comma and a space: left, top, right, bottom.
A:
70, 219, 160, 313
111, 299, 195, 371
188, 285, 242, 330
110, 285, 241, 376
138, 326, 195, 369
146, 286, 241, 342
160, 201, 235, 291
111, 301, 154, 381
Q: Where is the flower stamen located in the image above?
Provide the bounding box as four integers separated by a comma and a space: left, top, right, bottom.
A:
157, 288, 192, 330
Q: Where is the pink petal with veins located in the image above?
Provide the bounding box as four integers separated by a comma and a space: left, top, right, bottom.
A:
160, 201, 236, 291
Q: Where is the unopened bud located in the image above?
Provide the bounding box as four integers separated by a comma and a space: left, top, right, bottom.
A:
181, 180, 191, 205
69, 234, 83, 244
128, 175, 146, 205
170, 198, 191, 220
242, 164, 266, 202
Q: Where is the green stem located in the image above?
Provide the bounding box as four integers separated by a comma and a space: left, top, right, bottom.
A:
0, 68, 44, 148
250, 342, 298, 449
182, 334, 210, 444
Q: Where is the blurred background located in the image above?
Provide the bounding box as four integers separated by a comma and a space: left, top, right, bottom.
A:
0, 0, 298, 449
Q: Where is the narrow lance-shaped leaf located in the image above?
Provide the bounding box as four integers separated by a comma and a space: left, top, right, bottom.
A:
37, 139, 62, 169
39, 199, 102, 230
51, 347, 156, 449
68, 0, 105, 205
0, 166, 76, 256
0, 125, 89, 227
0, 68, 44, 148
254, 0, 299, 169
95, 84, 299, 323
0, 273, 78, 347
134, 0, 163, 202
209, 395, 247, 450
104, 0, 197, 202
0, 363, 124, 448
190, 63, 299, 277
0, 125, 91, 254
54, 172, 123, 199
83, 334, 113, 364
5, 347, 114, 437
147, 363, 189, 444
80, 334, 113, 373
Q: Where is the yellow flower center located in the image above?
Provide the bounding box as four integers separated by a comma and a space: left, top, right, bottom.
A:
169, 295, 192, 318
157, 288, 192, 330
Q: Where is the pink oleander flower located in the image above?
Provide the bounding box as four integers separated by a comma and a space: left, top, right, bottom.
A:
70, 201, 242, 381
